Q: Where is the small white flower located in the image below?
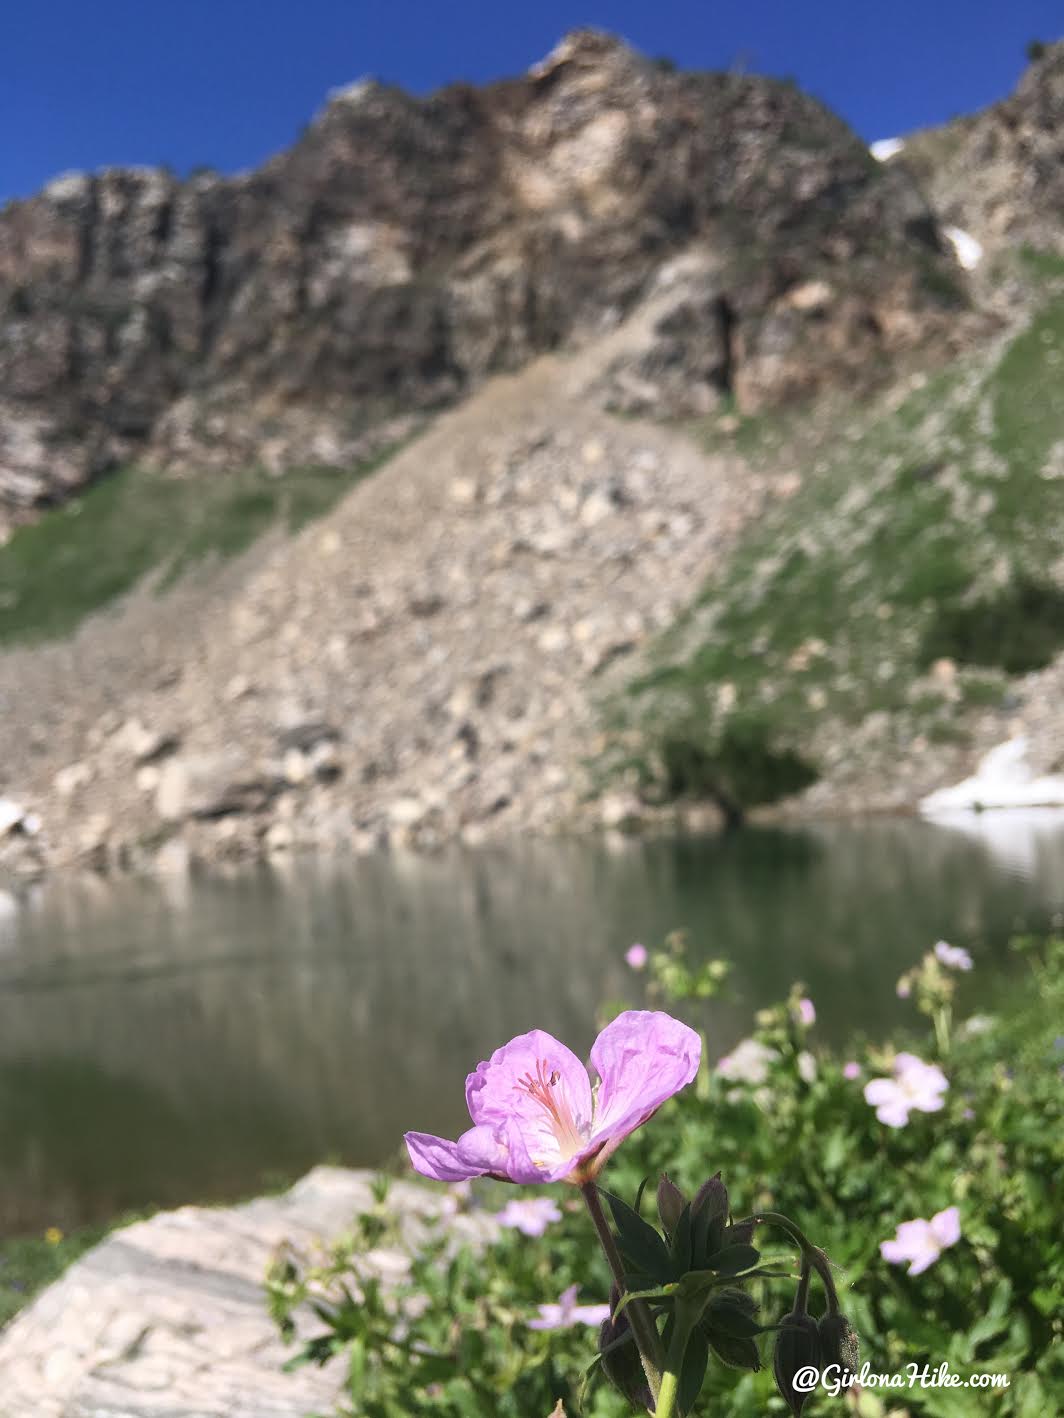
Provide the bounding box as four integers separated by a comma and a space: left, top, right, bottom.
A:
716, 1038, 777, 1086
797, 1050, 817, 1085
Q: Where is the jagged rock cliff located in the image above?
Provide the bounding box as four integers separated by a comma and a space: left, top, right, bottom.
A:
0, 30, 963, 520
899, 40, 1064, 260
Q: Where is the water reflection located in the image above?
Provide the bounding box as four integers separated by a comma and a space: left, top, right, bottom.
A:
0, 820, 1062, 1232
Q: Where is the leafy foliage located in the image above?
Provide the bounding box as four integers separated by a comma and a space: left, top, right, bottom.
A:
919, 574, 1064, 675
271, 933, 1064, 1416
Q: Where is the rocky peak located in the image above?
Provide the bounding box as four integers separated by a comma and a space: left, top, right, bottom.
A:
0, 31, 966, 523
895, 40, 1064, 258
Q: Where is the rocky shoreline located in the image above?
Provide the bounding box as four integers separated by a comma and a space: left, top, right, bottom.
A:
0, 1167, 491, 1418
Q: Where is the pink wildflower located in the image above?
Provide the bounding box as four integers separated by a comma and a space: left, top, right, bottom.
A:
405, 1011, 701, 1184
881, 1207, 961, 1275
934, 941, 973, 971
496, 1198, 562, 1236
863, 1052, 948, 1127
625, 943, 648, 970
528, 1283, 611, 1330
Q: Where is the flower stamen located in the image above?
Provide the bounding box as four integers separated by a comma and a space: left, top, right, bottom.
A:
516, 1058, 587, 1157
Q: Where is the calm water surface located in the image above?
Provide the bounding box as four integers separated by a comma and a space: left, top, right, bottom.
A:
1, 816, 1062, 1232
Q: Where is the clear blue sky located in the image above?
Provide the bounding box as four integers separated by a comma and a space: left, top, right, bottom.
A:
3, 0, 1061, 205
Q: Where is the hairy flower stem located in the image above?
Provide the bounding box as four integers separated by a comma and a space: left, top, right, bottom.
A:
794, 1257, 812, 1313
737, 1211, 841, 1313
580, 1183, 664, 1404
653, 1303, 697, 1418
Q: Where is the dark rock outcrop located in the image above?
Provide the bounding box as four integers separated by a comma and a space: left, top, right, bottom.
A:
0, 30, 964, 520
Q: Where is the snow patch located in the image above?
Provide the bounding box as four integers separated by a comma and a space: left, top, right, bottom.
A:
944, 226, 983, 271
920, 736, 1064, 814
870, 137, 905, 162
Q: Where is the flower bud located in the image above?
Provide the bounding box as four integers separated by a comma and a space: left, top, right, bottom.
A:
723, 1219, 755, 1247
773, 1311, 821, 1417
691, 1172, 730, 1263
657, 1174, 686, 1236
692, 1172, 728, 1223
817, 1311, 859, 1372
599, 1287, 653, 1412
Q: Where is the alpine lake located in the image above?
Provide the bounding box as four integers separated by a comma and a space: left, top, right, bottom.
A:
1, 814, 1062, 1234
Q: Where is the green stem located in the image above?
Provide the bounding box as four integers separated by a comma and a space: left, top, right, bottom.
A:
794, 1257, 812, 1314
934, 1005, 951, 1056
653, 1306, 695, 1418
736, 1210, 841, 1313
580, 1183, 664, 1403
654, 1369, 679, 1418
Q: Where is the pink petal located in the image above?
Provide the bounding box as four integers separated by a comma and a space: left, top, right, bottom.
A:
906, 1245, 939, 1276
910, 1093, 946, 1114
930, 1206, 961, 1248
405, 1123, 508, 1182
589, 1010, 701, 1147
500, 1116, 559, 1184
527, 1306, 564, 1331
877, 1104, 911, 1128
465, 1029, 593, 1134
573, 1304, 613, 1324
893, 1219, 933, 1250
880, 1238, 907, 1264
863, 1079, 899, 1106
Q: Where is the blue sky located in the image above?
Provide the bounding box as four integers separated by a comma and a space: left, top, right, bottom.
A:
2, 0, 1061, 205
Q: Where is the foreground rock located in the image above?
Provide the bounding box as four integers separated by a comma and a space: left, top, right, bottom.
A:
0, 1167, 488, 1418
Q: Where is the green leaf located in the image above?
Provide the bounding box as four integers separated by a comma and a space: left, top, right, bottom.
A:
705, 1243, 761, 1276
677, 1326, 710, 1416
704, 1288, 764, 1339
604, 1189, 675, 1283
671, 1202, 694, 1272
708, 1330, 762, 1371
634, 1174, 651, 1215
612, 1282, 678, 1321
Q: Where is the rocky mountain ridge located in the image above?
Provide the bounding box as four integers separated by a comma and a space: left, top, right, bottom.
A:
2, 33, 1064, 879
899, 38, 1064, 263
1, 29, 967, 526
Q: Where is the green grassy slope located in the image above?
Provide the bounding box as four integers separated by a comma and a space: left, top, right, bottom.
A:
609, 253, 1064, 811
0, 446, 402, 646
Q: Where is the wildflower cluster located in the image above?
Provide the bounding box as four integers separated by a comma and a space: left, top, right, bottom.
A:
894, 938, 972, 1052
272, 933, 1063, 1417
402, 1006, 845, 1415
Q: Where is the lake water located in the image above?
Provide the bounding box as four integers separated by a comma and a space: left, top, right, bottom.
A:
1, 815, 1063, 1234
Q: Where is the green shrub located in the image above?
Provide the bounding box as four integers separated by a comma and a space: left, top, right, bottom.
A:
919, 575, 1064, 675
656, 715, 818, 820
272, 934, 1064, 1416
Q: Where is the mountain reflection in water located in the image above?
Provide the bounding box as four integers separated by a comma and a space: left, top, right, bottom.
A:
0, 817, 1061, 1232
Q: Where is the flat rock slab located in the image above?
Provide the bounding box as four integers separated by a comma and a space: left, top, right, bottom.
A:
0, 1166, 473, 1418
